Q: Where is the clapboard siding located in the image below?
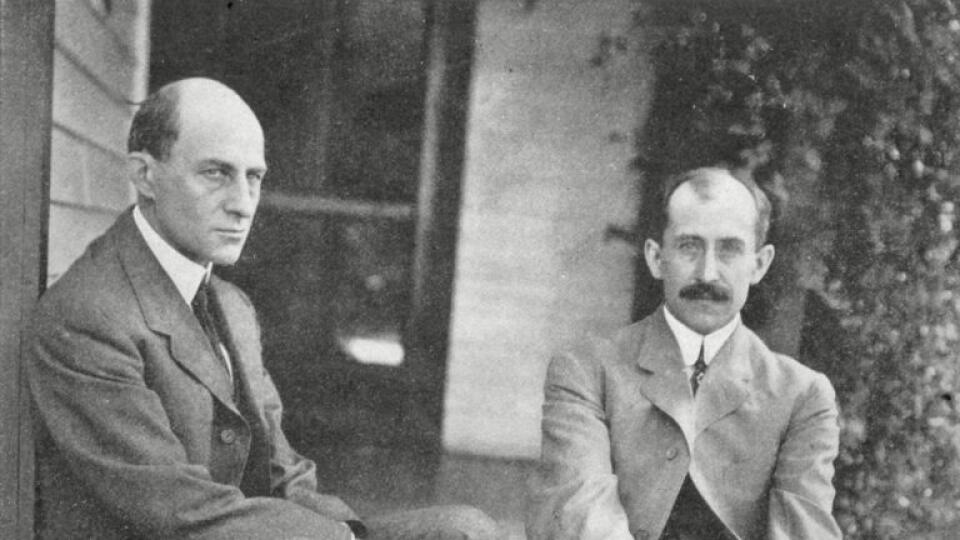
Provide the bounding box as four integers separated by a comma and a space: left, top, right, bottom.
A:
47, 0, 148, 283
55, 0, 139, 101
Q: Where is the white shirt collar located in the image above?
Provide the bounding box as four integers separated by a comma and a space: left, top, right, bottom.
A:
133, 205, 211, 305
662, 305, 740, 368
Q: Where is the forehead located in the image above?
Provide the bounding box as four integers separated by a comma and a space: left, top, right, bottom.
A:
170, 91, 265, 166
666, 176, 758, 241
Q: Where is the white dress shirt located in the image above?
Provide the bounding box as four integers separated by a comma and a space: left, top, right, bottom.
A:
133, 206, 209, 305
663, 306, 740, 391
133, 206, 232, 380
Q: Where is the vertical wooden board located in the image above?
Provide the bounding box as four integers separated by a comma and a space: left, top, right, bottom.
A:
0, 0, 54, 537
407, 0, 477, 429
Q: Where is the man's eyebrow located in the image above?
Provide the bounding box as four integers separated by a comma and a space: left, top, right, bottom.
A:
198, 159, 237, 173
198, 160, 267, 176
718, 237, 747, 249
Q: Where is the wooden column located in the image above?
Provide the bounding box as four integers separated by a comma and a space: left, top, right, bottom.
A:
0, 0, 54, 538
406, 0, 477, 436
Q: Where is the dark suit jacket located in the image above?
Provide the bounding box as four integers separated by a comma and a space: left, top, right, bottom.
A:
526, 308, 842, 540
28, 209, 356, 539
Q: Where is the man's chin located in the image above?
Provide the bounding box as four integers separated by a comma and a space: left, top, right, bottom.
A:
209, 248, 244, 266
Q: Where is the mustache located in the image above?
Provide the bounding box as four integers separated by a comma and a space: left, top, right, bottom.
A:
679, 282, 731, 302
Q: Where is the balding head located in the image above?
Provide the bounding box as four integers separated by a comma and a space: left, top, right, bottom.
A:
650, 167, 772, 248
128, 78, 261, 162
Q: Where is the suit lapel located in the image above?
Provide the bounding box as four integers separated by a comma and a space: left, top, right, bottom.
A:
115, 211, 238, 411
634, 309, 697, 451
694, 326, 752, 436
634, 309, 755, 447
210, 278, 273, 495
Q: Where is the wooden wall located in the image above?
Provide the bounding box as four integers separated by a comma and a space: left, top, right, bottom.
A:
47, 0, 149, 283
0, 2, 54, 536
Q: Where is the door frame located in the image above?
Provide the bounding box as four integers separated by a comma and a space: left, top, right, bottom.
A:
406, 0, 477, 436
0, 0, 55, 538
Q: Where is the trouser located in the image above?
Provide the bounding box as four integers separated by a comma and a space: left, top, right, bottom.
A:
363, 505, 503, 540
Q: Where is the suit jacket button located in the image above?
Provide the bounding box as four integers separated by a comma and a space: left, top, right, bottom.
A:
219, 428, 237, 444
666, 447, 678, 460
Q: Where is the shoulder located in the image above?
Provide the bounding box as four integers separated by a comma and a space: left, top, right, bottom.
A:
211, 274, 253, 307
210, 275, 257, 320
34, 227, 134, 332
35, 211, 141, 314
546, 316, 659, 387
738, 326, 836, 402
27, 224, 151, 379
210, 274, 261, 336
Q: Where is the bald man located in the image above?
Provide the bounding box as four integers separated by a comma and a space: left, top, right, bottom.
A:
28, 78, 497, 540
527, 168, 842, 539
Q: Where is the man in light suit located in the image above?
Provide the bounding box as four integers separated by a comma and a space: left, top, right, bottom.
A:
526, 167, 842, 539
28, 78, 498, 540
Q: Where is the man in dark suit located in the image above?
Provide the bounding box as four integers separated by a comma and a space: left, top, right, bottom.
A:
526, 167, 842, 539
28, 78, 498, 540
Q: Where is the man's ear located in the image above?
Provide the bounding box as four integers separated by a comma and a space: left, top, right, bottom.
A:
128, 151, 157, 200
643, 238, 664, 280
750, 243, 775, 285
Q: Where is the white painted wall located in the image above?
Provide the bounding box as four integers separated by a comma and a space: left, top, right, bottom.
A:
443, 0, 653, 458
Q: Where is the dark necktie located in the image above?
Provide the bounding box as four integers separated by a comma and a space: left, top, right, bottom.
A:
691, 343, 707, 395
191, 280, 232, 381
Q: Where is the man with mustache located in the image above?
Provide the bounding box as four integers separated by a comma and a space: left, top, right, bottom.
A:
527, 167, 841, 539
27, 78, 498, 539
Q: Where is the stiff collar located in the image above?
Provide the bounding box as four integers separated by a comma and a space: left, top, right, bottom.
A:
133, 205, 211, 305
663, 305, 740, 368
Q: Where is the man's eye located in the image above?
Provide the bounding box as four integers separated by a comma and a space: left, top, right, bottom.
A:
719, 242, 744, 256
202, 168, 229, 181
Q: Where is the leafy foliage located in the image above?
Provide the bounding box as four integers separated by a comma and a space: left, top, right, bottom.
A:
639, 1, 960, 536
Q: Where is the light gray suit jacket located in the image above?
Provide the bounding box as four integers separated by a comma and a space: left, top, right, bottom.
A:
526, 308, 842, 540
28, 209, 356, 539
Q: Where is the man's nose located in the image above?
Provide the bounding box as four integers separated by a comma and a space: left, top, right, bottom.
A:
224, 177, 258, 218
698, 249, 720, 282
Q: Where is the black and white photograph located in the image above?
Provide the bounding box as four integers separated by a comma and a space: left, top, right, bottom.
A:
2, 1, 959, 539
